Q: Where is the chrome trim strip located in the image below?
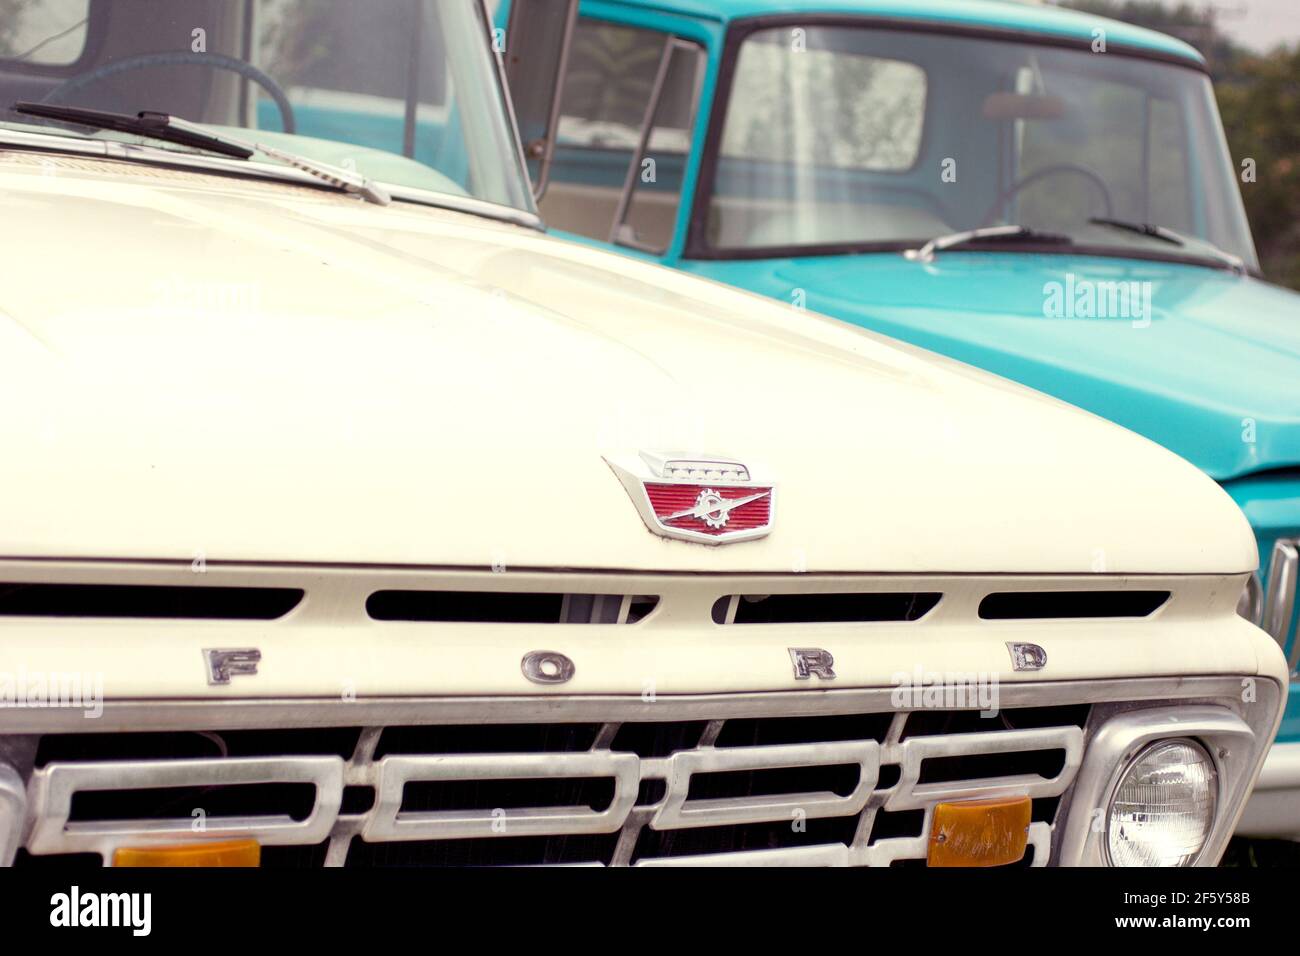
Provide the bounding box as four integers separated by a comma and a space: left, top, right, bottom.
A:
635, 843, 850, 867
1264, 540, 1299, 658
0, 676, 1258, 733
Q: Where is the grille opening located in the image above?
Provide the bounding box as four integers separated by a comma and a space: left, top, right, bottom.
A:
878, 764, 902, 789
625, 596, 659, 623
365, 590, 657, 623
1033, 796, 1061, 825
901, 705, 1089, 740
399, 777, 616, 814
346, 832, 620, 867
611, 721, 708, 757
916, 749, 1067, 785
636, 779, 667, 806
632, 815, 859, 861
261, 841, 330, 868
716, 713, 893, 748
869, 809, 925, 842
374, 723, 601, 758
978, 590, 1169, 619
13, 849, 103, 868
712, 592, 941, 624
341, 786, 375, 815
36, 728, 361, 767
68, 783, 317, 823
0, 583, 302, 619
686, 764, 861, 802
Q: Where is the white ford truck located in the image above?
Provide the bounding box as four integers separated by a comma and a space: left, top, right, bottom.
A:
0, 0, 1285, 867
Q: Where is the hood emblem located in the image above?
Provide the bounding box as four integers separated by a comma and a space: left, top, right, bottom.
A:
605, 452, 775, 544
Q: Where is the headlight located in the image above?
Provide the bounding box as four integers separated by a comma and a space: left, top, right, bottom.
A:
1105, 738, 1217, 866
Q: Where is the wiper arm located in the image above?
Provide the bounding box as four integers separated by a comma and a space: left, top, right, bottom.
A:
12, 102, 390, 205
1088, 216, 1245, 275
13, 102, 252, 158
904, 225, 1073, 263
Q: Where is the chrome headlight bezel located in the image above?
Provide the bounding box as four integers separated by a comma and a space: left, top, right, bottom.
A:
1053, 697, 1274, 866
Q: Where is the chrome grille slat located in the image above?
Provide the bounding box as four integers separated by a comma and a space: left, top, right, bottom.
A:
363, 752, 640, 841
653, 740, 879, 830
884, 726, 1083, 811
26, 756, 344, 857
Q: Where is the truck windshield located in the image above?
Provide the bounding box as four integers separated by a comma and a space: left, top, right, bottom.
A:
704, 23, 1258, 270
0, 0, 534, 215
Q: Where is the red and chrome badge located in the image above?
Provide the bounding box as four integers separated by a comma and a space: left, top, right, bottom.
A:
605, 452, 774, 544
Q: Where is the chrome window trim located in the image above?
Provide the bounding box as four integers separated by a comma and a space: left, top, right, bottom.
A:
1263, 539, 1299, 663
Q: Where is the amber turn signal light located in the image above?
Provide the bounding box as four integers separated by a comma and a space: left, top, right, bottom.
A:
927, 796, 1031, 867
113, 839, 261, 867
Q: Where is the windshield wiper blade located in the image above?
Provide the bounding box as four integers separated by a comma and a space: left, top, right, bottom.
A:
13, 102, 253, 158
904, 225, 1073, 263
1088, 216, 1246, 275
11, 102, 390, 205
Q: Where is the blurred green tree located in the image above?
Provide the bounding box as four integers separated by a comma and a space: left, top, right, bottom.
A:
1059, 0, 1300, 288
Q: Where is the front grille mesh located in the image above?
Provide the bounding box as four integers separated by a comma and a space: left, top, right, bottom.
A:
19, 706, 1087, 867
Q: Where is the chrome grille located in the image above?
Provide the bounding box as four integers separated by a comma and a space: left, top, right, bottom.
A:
18, 705, 1085, 867
3, 676, 1280, 868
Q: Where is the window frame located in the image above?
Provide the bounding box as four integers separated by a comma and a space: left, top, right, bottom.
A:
684, 13, 1216, 263
547, 14, 705, 255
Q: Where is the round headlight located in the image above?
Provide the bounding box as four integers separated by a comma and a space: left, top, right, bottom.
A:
1106, 738, 1217, 867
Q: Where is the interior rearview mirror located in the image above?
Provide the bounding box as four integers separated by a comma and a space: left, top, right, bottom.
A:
981, 92, 1067, 121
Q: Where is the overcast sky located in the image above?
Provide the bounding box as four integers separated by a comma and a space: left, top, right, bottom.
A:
1147, 0, 1299, 51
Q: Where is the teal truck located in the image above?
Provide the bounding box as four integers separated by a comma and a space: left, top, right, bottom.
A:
498, 0, 1300, 838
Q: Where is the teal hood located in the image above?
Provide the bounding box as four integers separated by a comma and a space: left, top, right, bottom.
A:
689, 253, 1300, 482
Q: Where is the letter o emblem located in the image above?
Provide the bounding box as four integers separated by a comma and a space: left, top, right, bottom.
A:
522, 650, 575, 685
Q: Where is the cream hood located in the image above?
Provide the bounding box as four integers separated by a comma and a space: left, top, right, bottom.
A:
0, 154, 1257, 574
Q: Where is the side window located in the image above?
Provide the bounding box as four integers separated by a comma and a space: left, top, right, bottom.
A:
719, 38, 925, 172
0, 0, 91, 67
543, 19, 702, 253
